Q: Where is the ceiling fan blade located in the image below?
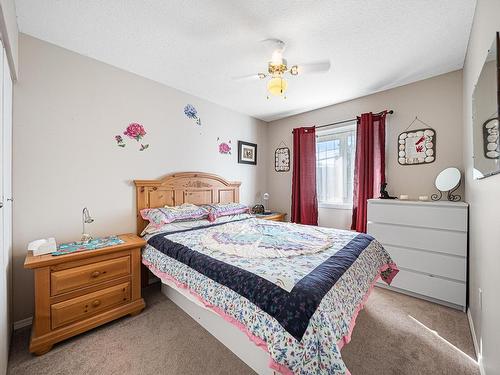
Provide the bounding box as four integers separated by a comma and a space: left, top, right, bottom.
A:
232, 73, 267, 81
296, 60, 331, 74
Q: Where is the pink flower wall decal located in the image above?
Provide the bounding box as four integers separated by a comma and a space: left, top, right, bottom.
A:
219, 142, 231, 154
115, 122, 150, 151
123, 122, 146, 141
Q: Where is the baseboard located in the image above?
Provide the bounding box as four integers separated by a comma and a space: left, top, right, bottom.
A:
13, 316, 32, 330
467, 309, 486, 375
467, 309, 480, 360
375, 283, 465, 311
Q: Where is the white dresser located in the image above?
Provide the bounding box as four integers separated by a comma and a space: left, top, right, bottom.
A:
367, 199, 468, 311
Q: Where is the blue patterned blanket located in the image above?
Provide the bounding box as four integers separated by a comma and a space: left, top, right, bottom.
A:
143, 218, 398, 374
53, 236, 124, 256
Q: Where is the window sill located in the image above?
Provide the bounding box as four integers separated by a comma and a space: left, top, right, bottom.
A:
318, 202, 353, 210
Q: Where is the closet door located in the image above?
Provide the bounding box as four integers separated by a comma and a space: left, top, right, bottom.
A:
2, 46, 12, 268
0, 39, 6, 375
0, 42, 12, 373
0, 39, 11, 375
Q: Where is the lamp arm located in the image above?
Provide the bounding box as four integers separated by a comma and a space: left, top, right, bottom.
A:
82, 208, 85, 234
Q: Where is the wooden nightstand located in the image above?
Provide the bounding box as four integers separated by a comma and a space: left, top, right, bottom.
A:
24, 233, 146, 355
255, 212, 287, 222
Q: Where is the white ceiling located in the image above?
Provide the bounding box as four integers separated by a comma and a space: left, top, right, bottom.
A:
14, 0, 476, 122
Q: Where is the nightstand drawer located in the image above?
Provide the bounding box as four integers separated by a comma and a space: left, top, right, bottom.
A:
51, 282, 131, 329
255, 212, 287, 222
266, 216, 284, 221
51, 256, 131, 295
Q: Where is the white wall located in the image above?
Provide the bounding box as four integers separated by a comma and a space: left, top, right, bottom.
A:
12, 34, 268, 322
462, 1, 500, 374
267, 71, 463, 229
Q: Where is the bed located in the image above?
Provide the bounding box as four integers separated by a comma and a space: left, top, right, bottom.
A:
135, 172, 398, 375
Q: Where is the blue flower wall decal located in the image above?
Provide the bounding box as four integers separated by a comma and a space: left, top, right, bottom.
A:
184, 104, 201, 126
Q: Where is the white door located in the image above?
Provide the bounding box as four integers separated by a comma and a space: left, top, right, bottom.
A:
0, 39, 11, 375
2, 47, 12, 270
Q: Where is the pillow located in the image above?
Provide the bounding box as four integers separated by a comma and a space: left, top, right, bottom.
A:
212, 212, 253, 224
204, 203, 250, 222
140, 218, 211, 236
141, 212, 253, 237
140, 203, 209, 228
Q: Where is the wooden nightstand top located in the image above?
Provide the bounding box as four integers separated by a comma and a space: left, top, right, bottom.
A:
255, 212, 287, 222
24, 233, 146, 269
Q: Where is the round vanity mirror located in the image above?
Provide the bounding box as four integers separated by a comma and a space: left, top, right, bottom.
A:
432, 167, 461, 201
435, 167, 461, 191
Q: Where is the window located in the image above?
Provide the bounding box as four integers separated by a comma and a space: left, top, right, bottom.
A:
316, 123, 356, 208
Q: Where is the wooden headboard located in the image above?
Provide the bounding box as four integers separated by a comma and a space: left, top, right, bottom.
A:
134, 172, 241, 234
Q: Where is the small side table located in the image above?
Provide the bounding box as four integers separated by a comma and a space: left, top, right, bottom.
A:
255, 212, 287, 222
24, 233, 146, 355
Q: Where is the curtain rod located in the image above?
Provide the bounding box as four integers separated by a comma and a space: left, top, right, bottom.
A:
315, 110, 394, 130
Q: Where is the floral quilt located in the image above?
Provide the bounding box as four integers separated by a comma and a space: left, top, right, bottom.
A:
200, 219, 334, 258
142, 218, 398, 374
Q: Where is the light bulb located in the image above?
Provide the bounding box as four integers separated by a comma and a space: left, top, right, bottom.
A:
271, 50, 283, 65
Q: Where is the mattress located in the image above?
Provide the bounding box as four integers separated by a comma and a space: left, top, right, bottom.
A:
142, 217, 398, 374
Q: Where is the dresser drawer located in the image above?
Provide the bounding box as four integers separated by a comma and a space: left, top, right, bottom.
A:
51, 282, 131, 329
51, 256, 131, 295
367, 222, 467, 257
384, 245, 466, 282
367, 201, 467, 231
386, 269, 465, 307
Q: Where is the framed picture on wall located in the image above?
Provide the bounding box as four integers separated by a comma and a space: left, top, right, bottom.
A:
238, 141, 257, 165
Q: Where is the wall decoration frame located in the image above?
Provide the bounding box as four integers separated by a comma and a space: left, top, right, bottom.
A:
275, 147, 290, 172
398, 128, 436, 165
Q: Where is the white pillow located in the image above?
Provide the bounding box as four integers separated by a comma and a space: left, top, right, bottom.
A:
141, 218, 211, 236
141, 213, 253, 236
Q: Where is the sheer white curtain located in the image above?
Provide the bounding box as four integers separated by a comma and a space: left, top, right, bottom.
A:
316, 123, 356, 206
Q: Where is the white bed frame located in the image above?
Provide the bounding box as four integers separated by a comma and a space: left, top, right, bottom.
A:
161, 282, 274, 374
135, 172, 276, 374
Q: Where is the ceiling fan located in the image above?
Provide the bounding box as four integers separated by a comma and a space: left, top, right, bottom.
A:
233, 39, 331, 99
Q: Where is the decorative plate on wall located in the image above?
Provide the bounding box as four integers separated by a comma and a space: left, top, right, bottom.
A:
275, 147, 290, 172
398, 128, 436, 165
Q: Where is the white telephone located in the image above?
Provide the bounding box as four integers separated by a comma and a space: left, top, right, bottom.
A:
28, 238, 57, 256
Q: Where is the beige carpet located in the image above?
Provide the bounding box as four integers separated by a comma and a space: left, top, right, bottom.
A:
8, 285, 479, 375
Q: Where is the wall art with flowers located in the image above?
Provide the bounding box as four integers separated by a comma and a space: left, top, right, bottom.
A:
184, 104, 201, 126
114, 122, 149, 151
217, 137, 232, 155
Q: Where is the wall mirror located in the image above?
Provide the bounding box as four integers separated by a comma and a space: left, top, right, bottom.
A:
472, 32, 500, 179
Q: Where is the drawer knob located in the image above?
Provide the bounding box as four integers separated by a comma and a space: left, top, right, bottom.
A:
91, 271, 101, 278
92, 300, 101, 307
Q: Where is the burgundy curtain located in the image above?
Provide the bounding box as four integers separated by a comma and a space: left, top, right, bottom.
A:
291, 126, 318, 225
351, 112, 386, 233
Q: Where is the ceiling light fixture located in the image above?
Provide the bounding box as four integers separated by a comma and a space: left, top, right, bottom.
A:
267, 76, 288, 97
232, 39, 331, 100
